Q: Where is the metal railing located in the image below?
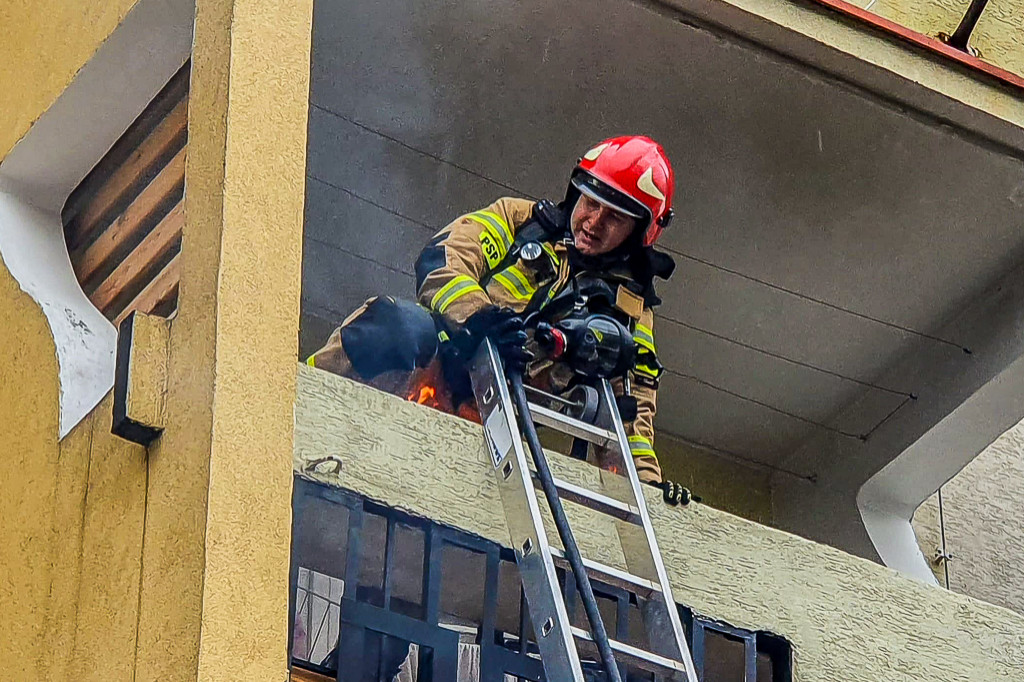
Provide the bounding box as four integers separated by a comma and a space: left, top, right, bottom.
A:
941, 0, 990, 54
290, 479, 790, 681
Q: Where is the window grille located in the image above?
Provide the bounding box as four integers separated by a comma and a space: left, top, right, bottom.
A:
291, 478, 791, 681
683, 613, 791, 682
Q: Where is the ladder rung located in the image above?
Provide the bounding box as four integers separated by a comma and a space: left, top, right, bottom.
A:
536, 473, 642, 524
571, 626, 686, 675
548, 547, 661, 599
526, 402, 618, 448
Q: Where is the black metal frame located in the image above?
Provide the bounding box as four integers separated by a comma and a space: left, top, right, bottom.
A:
290, 478, 791, 682
291, 479, 548, 681
681, 610, 792, 682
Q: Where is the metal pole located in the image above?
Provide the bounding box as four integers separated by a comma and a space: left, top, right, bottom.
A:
508, 372, 623, 682
946, 0, 989, 52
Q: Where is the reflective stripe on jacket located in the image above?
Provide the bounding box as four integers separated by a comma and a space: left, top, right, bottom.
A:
415, 197, 665, 483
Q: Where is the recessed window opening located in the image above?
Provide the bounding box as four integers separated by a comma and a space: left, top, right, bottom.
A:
61, 61, 189, 324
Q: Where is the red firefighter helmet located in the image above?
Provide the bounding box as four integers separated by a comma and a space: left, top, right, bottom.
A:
570, 135, 675, 247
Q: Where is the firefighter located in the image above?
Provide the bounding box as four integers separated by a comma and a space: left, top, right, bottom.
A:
308, 135, 688, 503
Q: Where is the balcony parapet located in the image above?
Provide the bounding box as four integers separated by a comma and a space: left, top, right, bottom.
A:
295, 363, 1024, 681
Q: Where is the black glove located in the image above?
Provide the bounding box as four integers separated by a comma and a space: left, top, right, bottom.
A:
647, 479, 692, 506
462, 306, 533, 372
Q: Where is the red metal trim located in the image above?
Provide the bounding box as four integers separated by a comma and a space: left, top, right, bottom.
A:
805, 0, 1024, 92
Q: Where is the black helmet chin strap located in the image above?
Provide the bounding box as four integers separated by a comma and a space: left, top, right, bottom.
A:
562, 180, 581, 217
658, 208, 675, 228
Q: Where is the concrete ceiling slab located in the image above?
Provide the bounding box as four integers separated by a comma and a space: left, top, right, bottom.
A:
656, 255, 929, 381
655, 372, 820, 472
305, 176, 432, 275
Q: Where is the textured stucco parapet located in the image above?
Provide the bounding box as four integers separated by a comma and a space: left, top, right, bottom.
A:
295, 364, 1024, 682
871, 0, 1024, 78
654, 0, 1024, 137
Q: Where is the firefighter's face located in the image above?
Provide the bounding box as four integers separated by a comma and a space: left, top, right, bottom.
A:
570, 194, 638, 256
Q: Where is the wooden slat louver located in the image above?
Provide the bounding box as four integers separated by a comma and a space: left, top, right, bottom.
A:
62, 61, 189, 323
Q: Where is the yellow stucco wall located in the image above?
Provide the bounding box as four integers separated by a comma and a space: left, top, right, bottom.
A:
0, 250, 63, 680
130, 0, 312, 679
0, 0, 140, 159
1, 0, 312, 680
913, 417, 1024, 616
64, 393, 149, 682
0, 251, 149, 682
872, 0, 1024, 77
0, 4, 147, 667
295, 365, 1024, 681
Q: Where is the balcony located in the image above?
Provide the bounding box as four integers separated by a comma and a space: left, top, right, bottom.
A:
289, 363, 1024, 680
296, 0, 1024, 585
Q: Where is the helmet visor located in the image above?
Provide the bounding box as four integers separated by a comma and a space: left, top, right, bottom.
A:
570, 170, 649, 221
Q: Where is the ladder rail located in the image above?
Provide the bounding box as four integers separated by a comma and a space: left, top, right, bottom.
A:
509, 371, 624, 682
597, 379, 700, 682
471, 339, 699, 682
470, 341, 584, 678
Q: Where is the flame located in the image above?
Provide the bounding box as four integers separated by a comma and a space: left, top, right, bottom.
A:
410, 384, 437, 405
404, 366, 478, 423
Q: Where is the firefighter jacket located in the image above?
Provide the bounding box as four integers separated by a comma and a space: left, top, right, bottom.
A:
416, 196, 668, 483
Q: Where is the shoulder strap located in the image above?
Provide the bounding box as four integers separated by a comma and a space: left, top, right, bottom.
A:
480, 200, 565, 289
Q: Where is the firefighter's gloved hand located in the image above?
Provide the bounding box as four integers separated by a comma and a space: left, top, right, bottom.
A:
647, 479, 692, 506
463, 306, 533, 372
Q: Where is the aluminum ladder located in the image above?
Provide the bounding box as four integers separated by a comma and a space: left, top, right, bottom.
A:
469, 339, 699, 682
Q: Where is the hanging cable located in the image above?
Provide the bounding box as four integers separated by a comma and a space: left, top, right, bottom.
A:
659, 430, 819, 482
665, 368, 867, 439
308, 175, 438, 233
658, 314, 916, 398
312, 103, 973, 357
663, 247, 972, 354
311, 103, 537, 199
860, 394, 914, 441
